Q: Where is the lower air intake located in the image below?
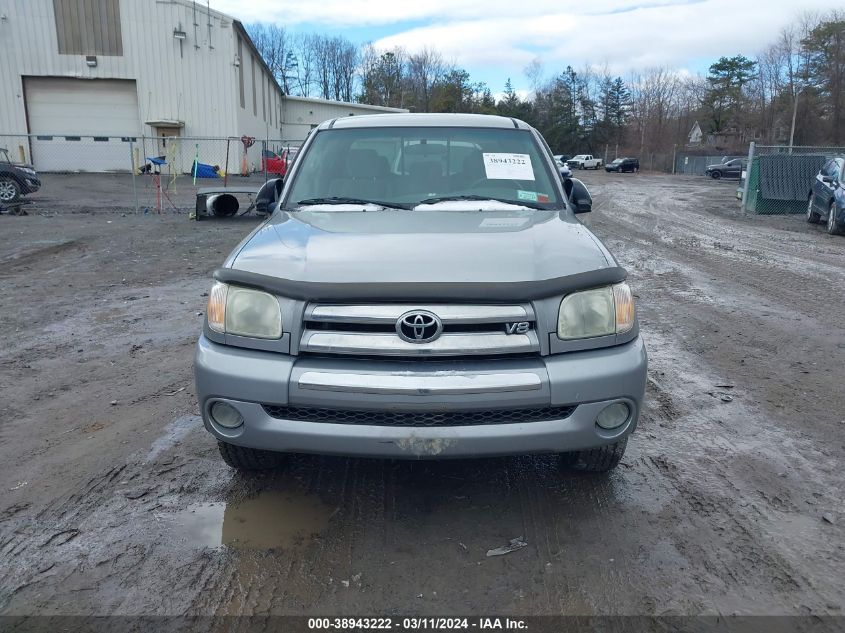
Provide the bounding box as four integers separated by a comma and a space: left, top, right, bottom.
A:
261, 405, 577, 427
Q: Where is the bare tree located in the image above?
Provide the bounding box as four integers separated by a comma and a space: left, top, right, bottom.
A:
523, 58, 545, 96
407, 48, 446, 111
246, 23, 296, 93
294, 33, 317, 97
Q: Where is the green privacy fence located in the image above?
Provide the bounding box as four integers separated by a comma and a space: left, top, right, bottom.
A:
742, 144, 845, 214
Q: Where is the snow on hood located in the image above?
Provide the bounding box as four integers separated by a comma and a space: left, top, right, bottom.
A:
412, 200, 536, 211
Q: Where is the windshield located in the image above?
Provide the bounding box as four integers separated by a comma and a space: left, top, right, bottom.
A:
612, 158, 624, 164
283, 126, 560, 210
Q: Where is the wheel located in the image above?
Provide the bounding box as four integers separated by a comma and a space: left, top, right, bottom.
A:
0, 177, 20, 202
217, 441, 286, 471
561, 438, 628, 473
827, 201, 843, 235
806, 195, 820, 224
711, 171, 722, 180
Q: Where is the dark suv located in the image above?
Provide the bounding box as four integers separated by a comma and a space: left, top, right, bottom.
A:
0, 148, 40, 203
705, 158, 744, 180
806, 156, 844, 235
605, 157, 639, 173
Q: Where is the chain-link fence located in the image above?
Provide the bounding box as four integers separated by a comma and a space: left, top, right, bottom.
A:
674, 153, 744, 176
741, 144, 845, 215
0, 134, 303, 213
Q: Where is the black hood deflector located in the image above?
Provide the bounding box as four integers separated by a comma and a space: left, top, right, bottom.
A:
213, 266, 627, 302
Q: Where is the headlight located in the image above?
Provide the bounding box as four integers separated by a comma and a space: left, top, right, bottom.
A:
557, 282, 635, 339
206, 282, 282, 339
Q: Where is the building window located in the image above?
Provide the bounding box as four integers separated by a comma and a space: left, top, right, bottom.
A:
53, 0, 123, 56
238, 37, 245, 109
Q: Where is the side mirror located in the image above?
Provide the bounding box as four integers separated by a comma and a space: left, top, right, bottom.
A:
255, 178, 283, 214
565, 177, 592, 213
821, 175, 833, 184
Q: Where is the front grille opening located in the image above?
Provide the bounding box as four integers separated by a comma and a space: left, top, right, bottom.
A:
304, 321, 533, 334
261, 405, 577, 427
297, 352, 541, 362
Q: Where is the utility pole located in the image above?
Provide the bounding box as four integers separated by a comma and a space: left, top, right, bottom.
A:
788, 88, 799, 154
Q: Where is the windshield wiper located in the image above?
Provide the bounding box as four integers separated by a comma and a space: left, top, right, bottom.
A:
415, 194, 546, 210
296, 197, 412, 210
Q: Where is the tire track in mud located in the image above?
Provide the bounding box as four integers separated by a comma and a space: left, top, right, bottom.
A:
582, 176, 844, 610
3, 179, 844, 616
590, 181, 845, 441
0, 428, 231, 614
1, 385, 840, 616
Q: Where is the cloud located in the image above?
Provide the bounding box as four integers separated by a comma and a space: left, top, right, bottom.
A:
212, 0, 835, 78
211, 0, 695, 27
387, 0, 834, 76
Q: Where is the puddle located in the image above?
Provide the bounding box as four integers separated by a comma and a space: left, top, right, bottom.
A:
173, 489, 332, 550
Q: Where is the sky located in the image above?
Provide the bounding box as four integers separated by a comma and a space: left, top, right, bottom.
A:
211, 0, 833, 96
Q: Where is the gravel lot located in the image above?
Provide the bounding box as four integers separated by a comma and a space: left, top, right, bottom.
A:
0, 172, 843, 616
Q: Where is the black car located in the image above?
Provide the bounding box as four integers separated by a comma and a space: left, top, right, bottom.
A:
0, 147, 40, 203
806, 156, 844, 235
605, 157, 639, 173
705, 158, 744, 180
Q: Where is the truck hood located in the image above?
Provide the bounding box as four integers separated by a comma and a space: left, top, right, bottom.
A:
229, 208, 612, 284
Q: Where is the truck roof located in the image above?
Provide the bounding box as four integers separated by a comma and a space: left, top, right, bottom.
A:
318, 112, 532, 131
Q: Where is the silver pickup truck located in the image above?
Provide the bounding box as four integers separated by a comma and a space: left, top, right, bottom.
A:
194, 113, 647, 473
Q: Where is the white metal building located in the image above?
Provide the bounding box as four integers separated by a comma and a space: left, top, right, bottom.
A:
0, 0, 405, 171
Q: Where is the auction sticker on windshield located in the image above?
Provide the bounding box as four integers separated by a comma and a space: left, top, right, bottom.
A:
483, 153, 534, 180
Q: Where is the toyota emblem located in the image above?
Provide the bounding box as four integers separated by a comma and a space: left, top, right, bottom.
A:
396, 310, 443, 343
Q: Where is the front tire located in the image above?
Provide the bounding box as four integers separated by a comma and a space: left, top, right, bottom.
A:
827, 202, 843, 235
562, 438, 628, 473
217, 441, 286, 471
806, 195, 820, 224
0, 177, 21, 202
711, 171, 722, 180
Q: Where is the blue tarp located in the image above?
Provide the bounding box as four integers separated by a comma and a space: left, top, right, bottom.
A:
193, 162, 220, 178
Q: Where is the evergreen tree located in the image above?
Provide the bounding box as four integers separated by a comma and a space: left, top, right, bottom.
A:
801, 18, 845, 144
703, 55, 757, 134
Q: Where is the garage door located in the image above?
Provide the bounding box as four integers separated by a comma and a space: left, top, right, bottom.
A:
24, 78, 139, 172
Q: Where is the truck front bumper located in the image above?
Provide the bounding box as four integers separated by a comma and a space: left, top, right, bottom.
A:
194, 335, 648, 459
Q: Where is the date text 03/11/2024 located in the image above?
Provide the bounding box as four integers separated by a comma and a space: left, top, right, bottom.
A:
306, 617, 528, 630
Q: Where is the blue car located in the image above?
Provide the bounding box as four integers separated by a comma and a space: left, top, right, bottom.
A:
806, 156, 845, 235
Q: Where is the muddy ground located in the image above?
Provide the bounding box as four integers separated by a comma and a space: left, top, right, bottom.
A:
0, 172, 843, 616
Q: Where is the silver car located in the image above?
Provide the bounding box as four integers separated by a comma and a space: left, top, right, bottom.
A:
194, 113, 647, 472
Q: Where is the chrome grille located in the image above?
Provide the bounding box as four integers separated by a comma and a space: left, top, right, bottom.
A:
300, 303, 539, 357
261, 405, 576, 426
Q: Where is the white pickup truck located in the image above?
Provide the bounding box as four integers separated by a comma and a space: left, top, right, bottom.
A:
568, 154, 603, 170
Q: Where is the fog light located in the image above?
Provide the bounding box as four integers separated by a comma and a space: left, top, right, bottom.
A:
596, 402, 630, 430
210, 401, 243, 428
